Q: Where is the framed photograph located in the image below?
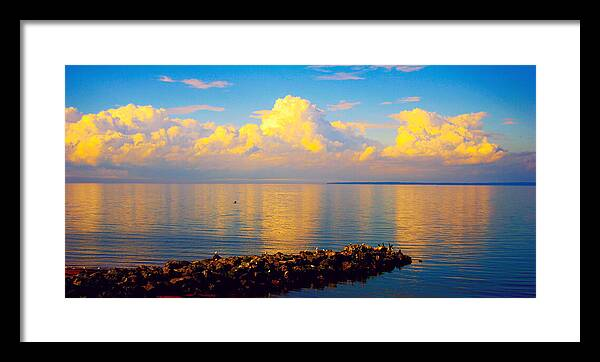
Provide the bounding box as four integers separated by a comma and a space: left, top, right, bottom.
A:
21, 20, 580, 342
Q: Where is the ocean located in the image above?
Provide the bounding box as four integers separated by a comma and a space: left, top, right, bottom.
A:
66, 183, 535, 297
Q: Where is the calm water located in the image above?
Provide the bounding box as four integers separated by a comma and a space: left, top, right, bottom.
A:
65, 183, 535, 297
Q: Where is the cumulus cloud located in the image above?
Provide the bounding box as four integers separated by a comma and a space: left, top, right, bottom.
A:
166, 104, 225, 115
159, 75, 232, 89
358, 146, 376, 162
65, 104, 217, 166
65, 107, 83, 123
65, 96, 374, 169
330, 120, 398, 135
503, 118, 518, 125
258, 95, 370, 153
381, 108, 505, 165
327, 101, 360, 111
65, 97, 507, 179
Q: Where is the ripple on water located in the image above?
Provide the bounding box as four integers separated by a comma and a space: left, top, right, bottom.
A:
66, 183, 535, 297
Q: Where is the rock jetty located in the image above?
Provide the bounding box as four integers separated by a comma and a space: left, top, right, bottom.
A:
65, 244, 412, 297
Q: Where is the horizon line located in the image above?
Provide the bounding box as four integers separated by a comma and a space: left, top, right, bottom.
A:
326, 181, 536, 186
65, 178, 536, 186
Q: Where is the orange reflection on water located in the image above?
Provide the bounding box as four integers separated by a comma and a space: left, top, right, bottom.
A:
392, 185, 492, 259
67, 183, 494, 267
258, 184, 323, 253
66, 184, 163, 265
65, 183, 536, 297
66, 183, 103, 235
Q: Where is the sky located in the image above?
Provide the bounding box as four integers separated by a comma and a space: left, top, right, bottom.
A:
65, 65, 536, 183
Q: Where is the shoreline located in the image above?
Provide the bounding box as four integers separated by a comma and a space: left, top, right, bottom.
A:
326, 181, 535, 186
66, 244, 412, 298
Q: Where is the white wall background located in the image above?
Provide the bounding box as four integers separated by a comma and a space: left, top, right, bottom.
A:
22, 21, 580, 342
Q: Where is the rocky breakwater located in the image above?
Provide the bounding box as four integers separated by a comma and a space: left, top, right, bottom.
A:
66, 244, 412, 297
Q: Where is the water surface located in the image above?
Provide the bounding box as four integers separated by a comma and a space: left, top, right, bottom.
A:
66, 183, 535, 297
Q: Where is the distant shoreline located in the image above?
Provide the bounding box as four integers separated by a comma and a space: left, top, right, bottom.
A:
326, 181, 536, 186
65, 179, 535, 186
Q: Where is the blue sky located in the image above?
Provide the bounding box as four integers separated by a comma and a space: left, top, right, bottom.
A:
65, 65, 535, 182
67, 65, 535, 152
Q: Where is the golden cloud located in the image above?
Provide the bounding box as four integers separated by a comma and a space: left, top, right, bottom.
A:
65, 98, 505, 171
381, 108, 505, 165
65, 97, 373, 168
65, 104, 216, 166
260, 95, 329, 152
331, 120, 399, 136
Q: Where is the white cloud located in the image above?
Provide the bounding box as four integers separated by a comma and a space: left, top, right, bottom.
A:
308, 65, 426, 82
398, 96, 421, 103
327, 101, 360, 111
371, 65, 426, 72
316, 72, 364, 81
159, 75, 232, 89
381, 96, 421, 105
181, 79, 232, 89
166, 104, 225, 115
158, 75, 176, 83
250, 110, 271, 119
